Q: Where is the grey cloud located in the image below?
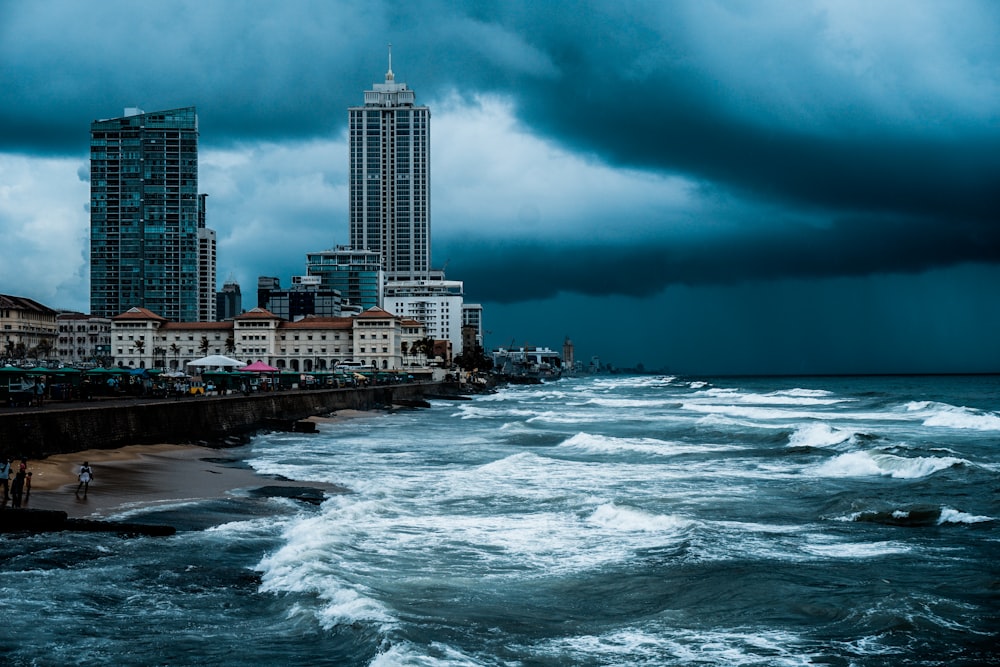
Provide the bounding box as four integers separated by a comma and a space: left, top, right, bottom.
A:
2, 0, 998, 300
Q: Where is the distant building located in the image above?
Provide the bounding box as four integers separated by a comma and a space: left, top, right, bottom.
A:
198, 221, 217, 323
0, 294, 58, 360
256, 276, 343, 321
90, 107, 215, 321
383, 272, 465, 355
462, 303, 483, 348
216, 278, 242, 321
349, 49, 431, 281
305, 246, 384, 311
562, 337, 575, 370
55, 312, 112, 365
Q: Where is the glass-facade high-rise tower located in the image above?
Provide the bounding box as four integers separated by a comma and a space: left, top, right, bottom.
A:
90, 106, 213, 321
349, 53, 431, 281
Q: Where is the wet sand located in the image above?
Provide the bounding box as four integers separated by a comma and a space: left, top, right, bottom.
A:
7, 410, 373, 519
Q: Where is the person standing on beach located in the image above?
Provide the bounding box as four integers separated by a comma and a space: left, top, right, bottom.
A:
24, 471, 32, 503
10, 469, 25, 508
34, 378, 45, 406
76, 462, 93, 496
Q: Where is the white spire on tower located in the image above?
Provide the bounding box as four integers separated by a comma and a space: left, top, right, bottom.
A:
386, 42, 394, 81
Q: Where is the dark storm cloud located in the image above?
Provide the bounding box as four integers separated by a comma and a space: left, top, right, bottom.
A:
2, 0, 998, 300
441, 211, 1000, 303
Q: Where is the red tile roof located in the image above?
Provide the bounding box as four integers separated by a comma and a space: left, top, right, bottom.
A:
112, 307, 167, 321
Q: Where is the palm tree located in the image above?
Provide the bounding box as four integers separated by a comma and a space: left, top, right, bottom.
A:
36, 339, 53, 361
225, 335, 236, 355
132, 338, 146, 368
170, 343, 181, 370
199, 336, 210, 356
400, 341, 409, 367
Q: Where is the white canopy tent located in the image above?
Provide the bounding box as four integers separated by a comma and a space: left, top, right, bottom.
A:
186, 355, 246, 370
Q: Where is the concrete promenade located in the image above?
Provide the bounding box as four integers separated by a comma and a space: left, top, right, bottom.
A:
0, 382, 442, 459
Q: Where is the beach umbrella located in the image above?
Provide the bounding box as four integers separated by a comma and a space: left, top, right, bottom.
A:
241, 360, 279, 373
186, 354, 246, 369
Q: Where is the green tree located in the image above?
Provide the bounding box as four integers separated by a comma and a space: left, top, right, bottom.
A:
199, 336, 210, 356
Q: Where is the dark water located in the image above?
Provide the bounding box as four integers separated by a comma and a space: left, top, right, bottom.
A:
1, 375, 998, 665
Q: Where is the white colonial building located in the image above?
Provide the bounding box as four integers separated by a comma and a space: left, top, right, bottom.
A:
110, 306, 429, 373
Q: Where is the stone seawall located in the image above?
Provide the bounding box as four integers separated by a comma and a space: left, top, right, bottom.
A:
0, 383, 440, 459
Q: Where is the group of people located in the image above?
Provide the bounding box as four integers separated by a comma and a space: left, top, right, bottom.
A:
1, 457, 94, 507
1, 457, 32, 508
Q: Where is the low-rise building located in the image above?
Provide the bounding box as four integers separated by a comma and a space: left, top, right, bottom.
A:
56, 312, 112, 366
1, 294, 59, 361
108, 306, 428, 373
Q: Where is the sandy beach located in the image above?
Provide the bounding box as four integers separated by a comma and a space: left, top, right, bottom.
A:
4, 411, 372, 519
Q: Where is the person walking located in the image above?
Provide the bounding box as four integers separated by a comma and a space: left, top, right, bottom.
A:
76, 461, 93, 496
10, 470, 25, 508
24, 471, 32, 503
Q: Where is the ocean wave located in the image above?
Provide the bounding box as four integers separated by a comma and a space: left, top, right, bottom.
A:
840, 506, 994, 526
559, 432, 742, 457
582, 397, 680, 408
786, 423, 856, 448
533, 627, 815, 666
904, 400, 1000, 430
455, 405, 539, 420
693, 387, 844, 406
801, 540, 911, 558
813, 451, 968, 479
586, 503, 694, 533
938, 507, 993, 524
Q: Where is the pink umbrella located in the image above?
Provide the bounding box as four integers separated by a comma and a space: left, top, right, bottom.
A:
242, 360, 279, 373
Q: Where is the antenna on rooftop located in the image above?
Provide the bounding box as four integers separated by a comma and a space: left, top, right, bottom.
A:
386, 42, 394, 81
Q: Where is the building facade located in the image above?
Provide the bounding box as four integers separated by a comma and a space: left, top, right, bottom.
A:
306, 246, 384, 311
258, 276, 344, 321
383, 274, 465, 355
108, 306, 428, 373
462, 303, 484, 348
349, 53, 431, 281
55, 312, 112, 366
90, 107, 214, 322
197, 209, 217, 322
216, 278, 242, 321
1, 294, 59, 361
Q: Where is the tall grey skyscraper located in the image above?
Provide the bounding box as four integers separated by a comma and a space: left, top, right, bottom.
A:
90, 107, 214, 321
349, 50, 431, 280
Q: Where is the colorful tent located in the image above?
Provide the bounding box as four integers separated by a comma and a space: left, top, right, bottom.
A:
241, 360, 279, 372
186, 355, 246, 369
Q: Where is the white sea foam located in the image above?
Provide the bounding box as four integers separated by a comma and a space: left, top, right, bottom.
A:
813, 451, 967, 479
787, 423, 854, 448
535, 627, 815, 666
802, 540, 911, 558
938, 507, 993, 524
586, 503, 692, 533
693, 387, 843, 406
904, 400, 1000, 430
559, 432, 742, 457
371, 641, 482, 667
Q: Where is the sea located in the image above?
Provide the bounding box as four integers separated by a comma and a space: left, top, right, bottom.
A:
1, 374, 998, 666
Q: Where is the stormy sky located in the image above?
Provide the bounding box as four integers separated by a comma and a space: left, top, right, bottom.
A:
1, 0, 998, 374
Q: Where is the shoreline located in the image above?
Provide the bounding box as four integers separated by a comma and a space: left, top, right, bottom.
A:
4, 409, 376, 521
